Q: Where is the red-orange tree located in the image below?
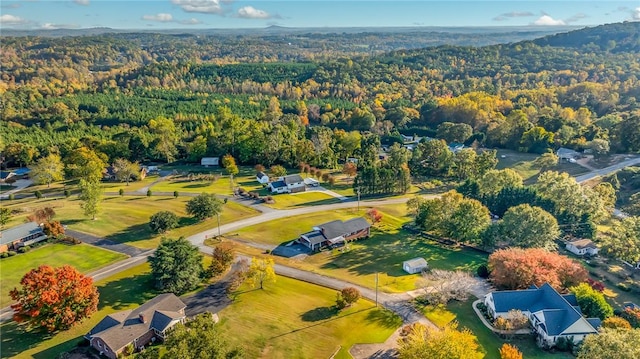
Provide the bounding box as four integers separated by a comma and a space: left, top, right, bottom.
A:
10, 265, 99, 332
488, 248, 587, 291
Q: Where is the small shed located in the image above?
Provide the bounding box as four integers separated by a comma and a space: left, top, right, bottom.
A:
403, 257, 428, 274
566, 239, 599, 256
256, 172, 269, 184
201, 157, 220, 167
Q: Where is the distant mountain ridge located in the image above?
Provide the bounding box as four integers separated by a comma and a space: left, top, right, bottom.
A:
532, 21, 640, 53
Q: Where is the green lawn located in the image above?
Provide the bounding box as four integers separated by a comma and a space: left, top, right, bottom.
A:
3, 196, 259, 249
1, 263, 158, 359
151, 166, 265, 195
0, 243, 126, 307
495, 149, 588, 183
219, 275, 402, 359
232, 207, 488, 293
265, 191, 341, 209
100, 175, 160, 192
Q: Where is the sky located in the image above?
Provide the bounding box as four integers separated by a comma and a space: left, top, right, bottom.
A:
1, 0, 639, 30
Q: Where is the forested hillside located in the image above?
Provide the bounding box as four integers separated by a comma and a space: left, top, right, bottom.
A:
1, 22, 639, 169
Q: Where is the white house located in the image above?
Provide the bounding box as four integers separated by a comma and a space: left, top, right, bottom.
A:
268, 174, 306, 194
484, 283, 600, 348
256, 172, 269, 184
403, 258, 428, 274
201, 157, 219, 167
565, 239, 599, 256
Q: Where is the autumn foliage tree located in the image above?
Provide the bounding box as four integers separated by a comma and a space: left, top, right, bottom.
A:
342, 162, 357, 178
10, 265, 99, 332
488, 248, 587, 291
499, 344, 523, 359
42, 221, 65, 237
398, 322, 482, 359
601, 316, 632, 330
336, 287, 361, 309
366, 208, 383, 224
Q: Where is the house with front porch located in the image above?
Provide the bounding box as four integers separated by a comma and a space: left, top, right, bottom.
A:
268, 174, 306, 194
0, 222, 47, 253
298, 217, 371, 251
484, 283, 600, 348
85, 293, 186, 359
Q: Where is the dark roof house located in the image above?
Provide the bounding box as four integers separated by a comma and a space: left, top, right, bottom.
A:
298, 217, 371, 251
484, 283, 599, 347
86, 293, 186, 359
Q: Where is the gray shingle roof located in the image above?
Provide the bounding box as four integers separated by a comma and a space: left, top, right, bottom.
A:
318, 218, 370, 240
301, 231, 326, 246
0, 222, 44, 246
257, 172, 267, 179
489, 283, 597, 337
87, 293, 186, 352
283, 174, 303, 184
270, 180, 287, 188
403, 257, 428, 268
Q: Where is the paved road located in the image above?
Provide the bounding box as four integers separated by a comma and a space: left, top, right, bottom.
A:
66, 229, 147, 257
575, 156, 640, 183
0, 179, 33, 199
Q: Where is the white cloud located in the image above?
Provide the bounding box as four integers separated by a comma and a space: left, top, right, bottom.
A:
237, 6, 272, 19
0, 14, 26, 24
532, 15, 566, 26
172, 0, 223, 14
41, 23, 79, 29
633, 7, 640, 20
142, 13, 174, 22
73, 0, 90, 5
179, 18, 202, 25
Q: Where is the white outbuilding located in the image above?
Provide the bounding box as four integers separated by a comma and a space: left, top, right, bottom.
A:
403, 257, 428, 274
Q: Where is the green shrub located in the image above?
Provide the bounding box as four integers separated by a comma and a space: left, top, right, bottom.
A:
173, 190, 179, 198
63, 189, 71, 197
8, 194, 15, 200
147, 189, 152, 197
34, 190, 43, 199
119, 188, 124, 196
0, 252, 8, 258
7, 251, 17, 257
477, 264, 490, 278
18, 246, 30, 253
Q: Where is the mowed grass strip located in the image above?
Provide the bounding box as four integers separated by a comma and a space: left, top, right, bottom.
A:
220, 275, 402, 359
264, 191, 341, 209
4, 196, 259, 249
0, 243, 126, 307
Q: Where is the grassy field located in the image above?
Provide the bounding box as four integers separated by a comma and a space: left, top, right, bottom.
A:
232, 207, 488, 293
219, 275, 402, 359
495, 149, 587, 183
0, 243, 127, 307
265, 191, 341, 209
1, 263, 158, 359
151, 166, 265, 195
418, 299, 573, 359
3, 196, 259, 249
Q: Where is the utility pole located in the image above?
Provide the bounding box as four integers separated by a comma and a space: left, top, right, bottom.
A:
357, 186, 361, 213
217, 198, 228, 238
375, 272, 379, 307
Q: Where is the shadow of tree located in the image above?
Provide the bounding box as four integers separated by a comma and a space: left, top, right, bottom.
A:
300, 306, 339, 322
0, 322, 53, 358
96, 270, 157, 311
365, 307, 403, 329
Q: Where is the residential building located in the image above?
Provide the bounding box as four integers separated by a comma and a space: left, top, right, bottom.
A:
268, 174, 305, 194
86, 293, 186, 359
256, 172, 269, 184
0, 222, 47, 253
403, 257, 428, 274
200, 157, 219, 167
565, 239, 599, 256
484, 283, 600, 347
298, 217, 370, 251
557, 147, 581, 161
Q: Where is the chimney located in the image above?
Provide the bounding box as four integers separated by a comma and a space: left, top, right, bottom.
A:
139, 314, 146, 323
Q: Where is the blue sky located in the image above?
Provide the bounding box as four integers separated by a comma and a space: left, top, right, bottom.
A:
1, 1, 639, 30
